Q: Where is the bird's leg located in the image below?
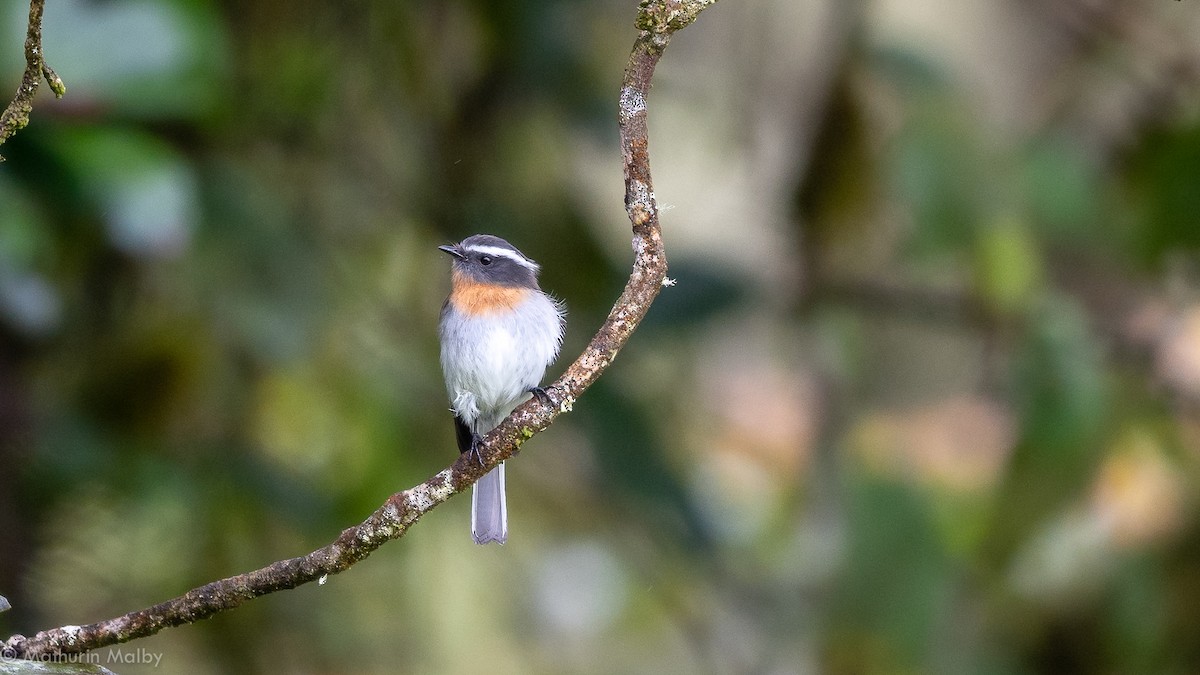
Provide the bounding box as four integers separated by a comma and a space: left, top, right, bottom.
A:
468, 433, 485, 467
454, 415, 486, 467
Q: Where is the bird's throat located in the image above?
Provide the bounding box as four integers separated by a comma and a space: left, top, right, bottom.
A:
450, 274, 530, 316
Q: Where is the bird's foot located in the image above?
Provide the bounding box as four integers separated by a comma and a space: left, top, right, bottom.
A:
468, 433, 485, 467
529, 385, 555, 406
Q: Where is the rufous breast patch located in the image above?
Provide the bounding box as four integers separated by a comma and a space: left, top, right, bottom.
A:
450, 274, 531, 316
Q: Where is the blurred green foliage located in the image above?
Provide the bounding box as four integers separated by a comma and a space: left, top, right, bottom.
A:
2, 0, 1200, 674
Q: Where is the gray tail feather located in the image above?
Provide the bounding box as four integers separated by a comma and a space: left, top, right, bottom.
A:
471, 463, 508, 545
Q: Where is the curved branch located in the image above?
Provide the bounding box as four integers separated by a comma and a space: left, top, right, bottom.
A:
1, 0, 718, 661
0, 0, 66, 162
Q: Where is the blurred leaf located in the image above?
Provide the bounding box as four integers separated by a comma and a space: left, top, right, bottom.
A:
0, 178, 49, 270
972, 217, 1044, 315
580, 378, 713, 550
892, 116, 984, 256
831, 478, 950, 670
1022, 135, 1100, 238
0, 272, 61, 338
991, 295, 1110, 551
2, 0, 229, 118
48, 127, 198, 259
0, 179, 61, 336
1125, 122, 1200, 266
1108, 557, 1169, 672
876, 45, 996, 259
1015, 295, 1108, 455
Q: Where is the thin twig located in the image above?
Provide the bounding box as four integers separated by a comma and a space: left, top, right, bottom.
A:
0, 0, 65, 162
0, 0, 718, 660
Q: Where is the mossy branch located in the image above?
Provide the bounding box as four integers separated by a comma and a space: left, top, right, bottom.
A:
0, 0, 719, 661
0, 0, 65, 162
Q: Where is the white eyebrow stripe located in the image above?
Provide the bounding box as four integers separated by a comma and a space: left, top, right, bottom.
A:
462, 245, 539, 271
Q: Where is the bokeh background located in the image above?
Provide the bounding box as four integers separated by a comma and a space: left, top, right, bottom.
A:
2, 0, 1200, 672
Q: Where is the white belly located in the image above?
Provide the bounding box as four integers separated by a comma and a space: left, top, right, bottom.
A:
440, 293, 563, 432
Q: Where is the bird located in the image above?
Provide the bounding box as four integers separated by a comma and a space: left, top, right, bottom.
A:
438, 234, 565, 544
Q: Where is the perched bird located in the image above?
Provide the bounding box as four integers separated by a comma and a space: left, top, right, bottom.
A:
438, 234, 565, 544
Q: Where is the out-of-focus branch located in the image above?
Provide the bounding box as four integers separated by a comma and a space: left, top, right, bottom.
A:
813, 279, 989, 328
0, 0, 66, 161
0, 0, 718, 661
813, 275, 1200, 409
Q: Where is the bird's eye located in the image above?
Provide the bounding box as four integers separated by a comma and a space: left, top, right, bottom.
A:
480, 255, 493, 266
